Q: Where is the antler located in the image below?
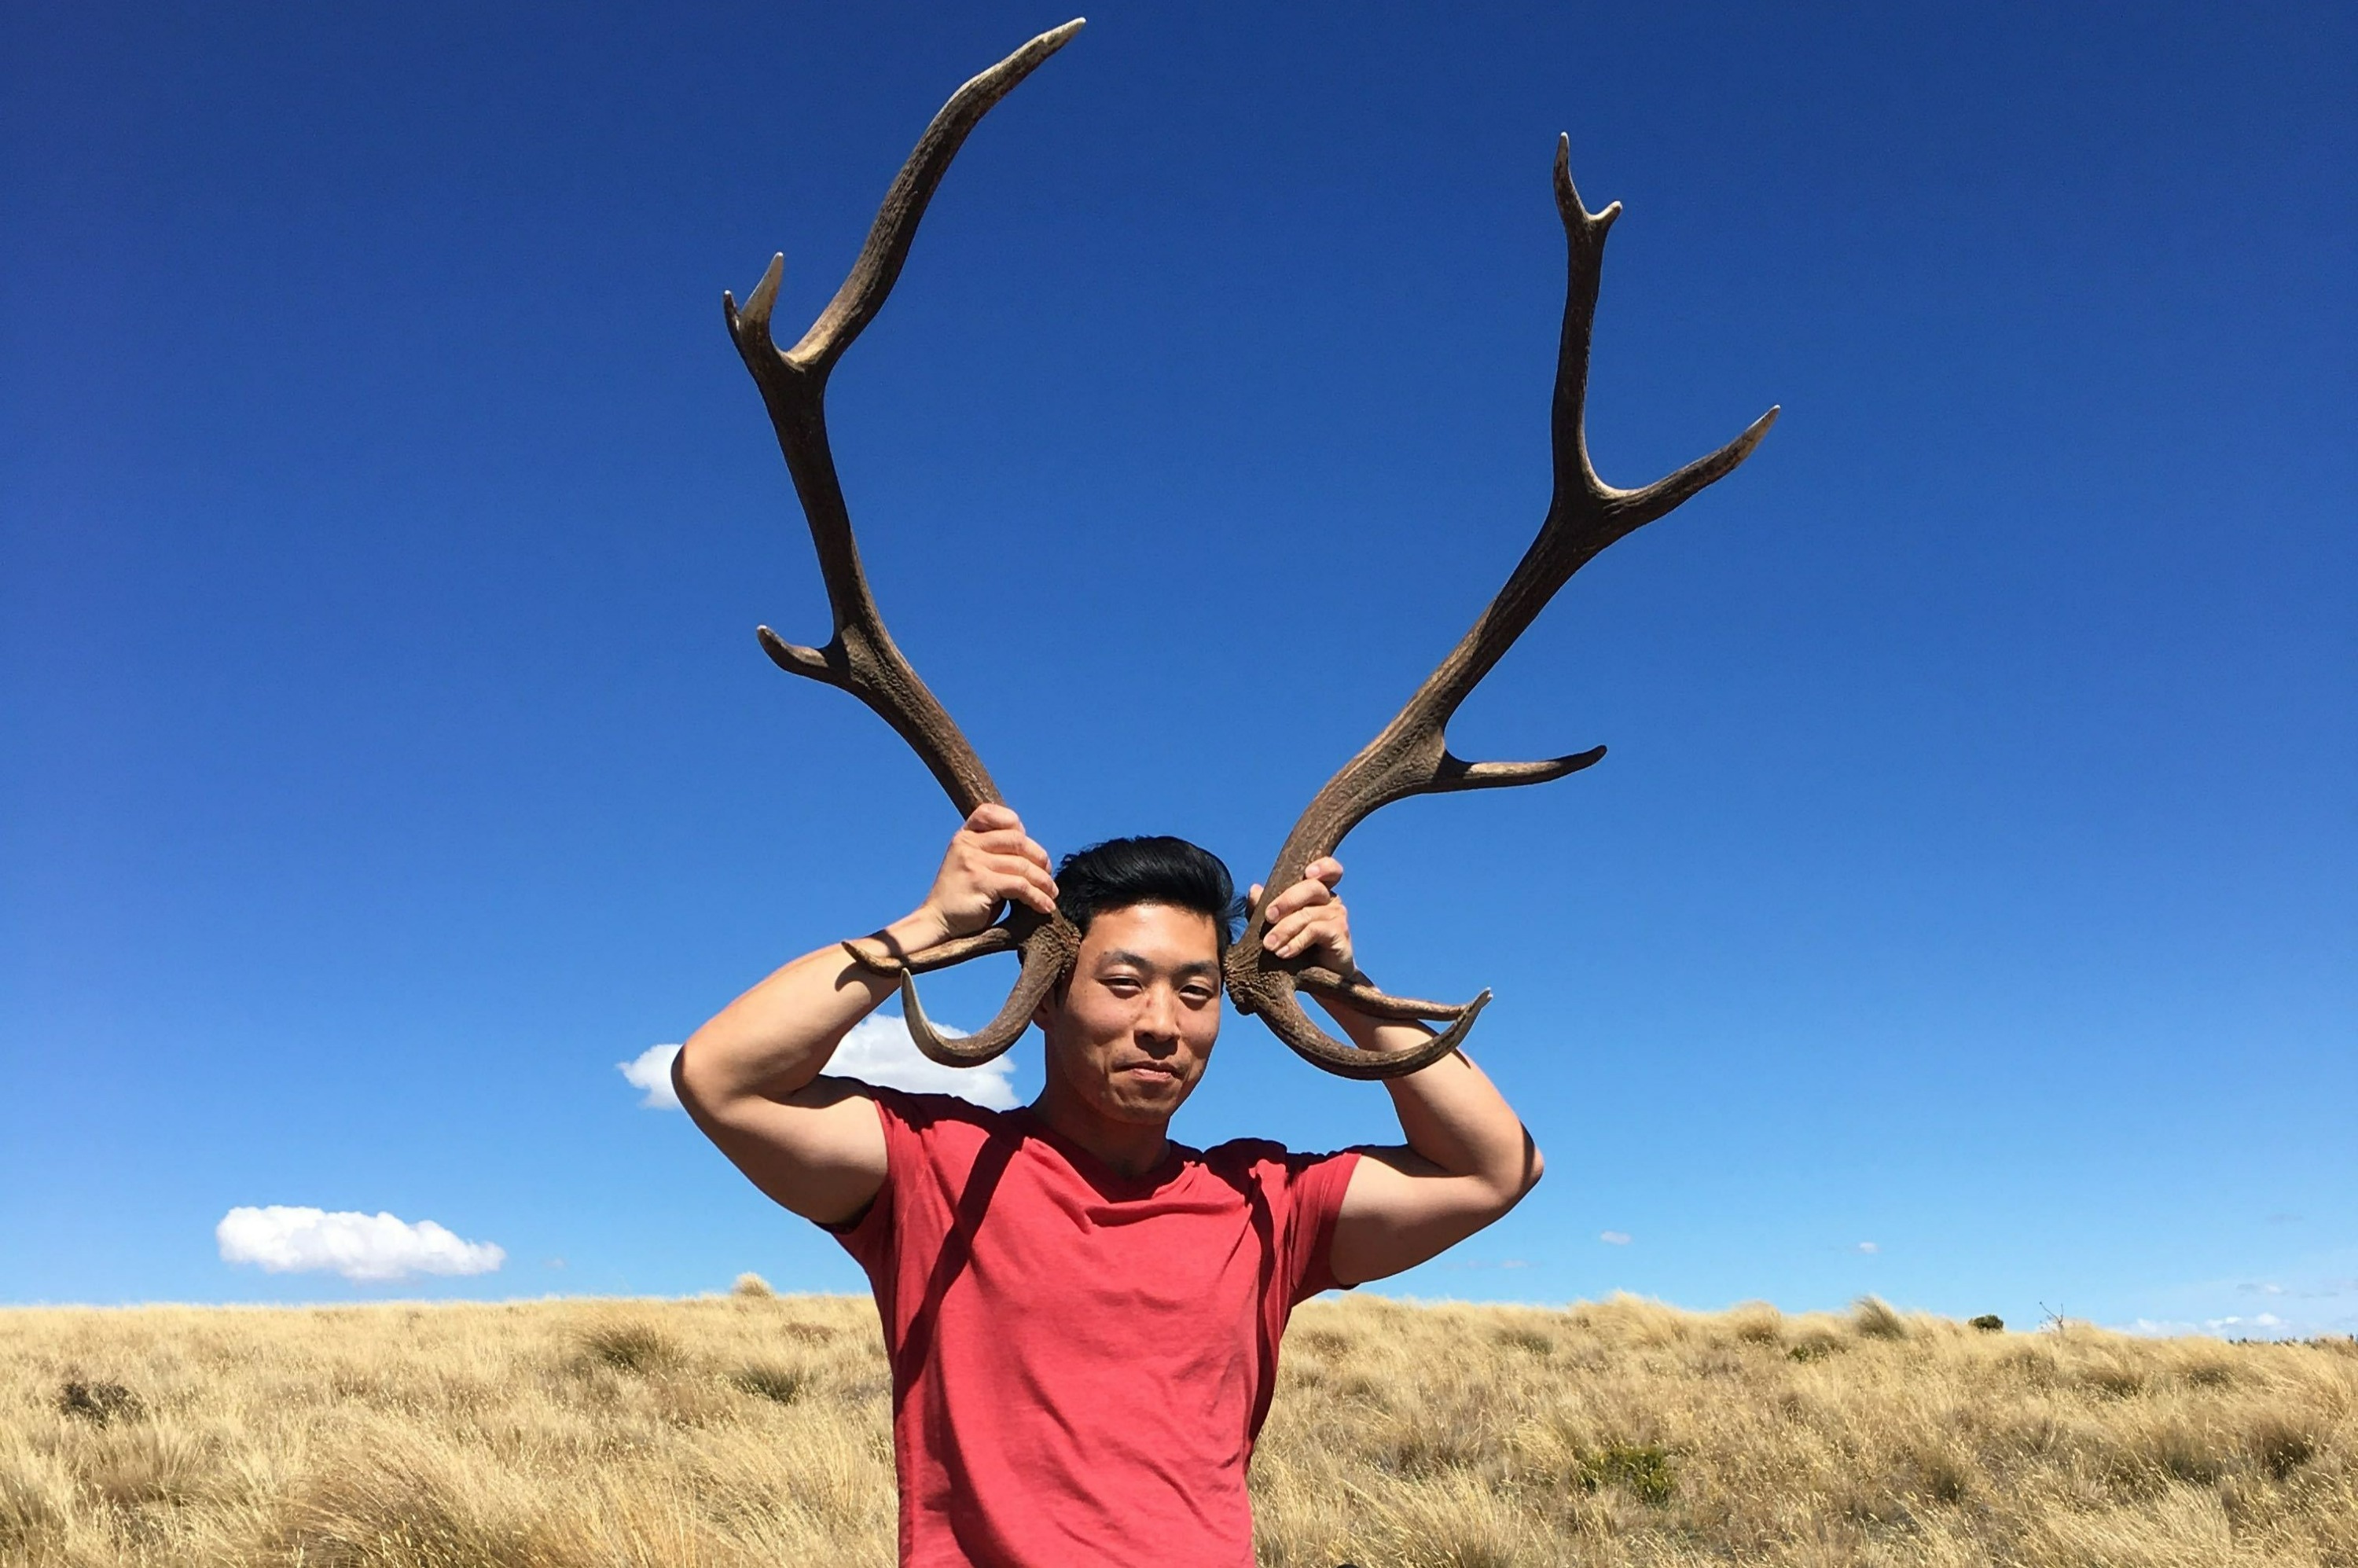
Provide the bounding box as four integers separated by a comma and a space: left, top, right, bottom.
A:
1225, 137, 1779, 1081
726, 20, 1087, 1067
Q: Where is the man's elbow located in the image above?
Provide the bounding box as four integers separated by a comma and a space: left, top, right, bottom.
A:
1478, 1132, 1543, 1218
670, 1036, 730, 1127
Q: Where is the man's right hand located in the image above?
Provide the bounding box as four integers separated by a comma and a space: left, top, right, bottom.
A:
896, 804, 1060, 950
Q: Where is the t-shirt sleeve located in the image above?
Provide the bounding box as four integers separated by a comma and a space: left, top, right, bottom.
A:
1278, 1148, 1361, 1305
822, 1082, 910, 1278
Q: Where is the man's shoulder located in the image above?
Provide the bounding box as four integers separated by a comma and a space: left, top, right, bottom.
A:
1197, 1134, 1349, 1182
1199, 1134, 1294, 1162
816, 1078, 1018, 1136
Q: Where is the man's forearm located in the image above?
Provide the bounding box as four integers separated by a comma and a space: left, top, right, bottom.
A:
676, 908, 942, 1108
1317, 1001, 1542, 1201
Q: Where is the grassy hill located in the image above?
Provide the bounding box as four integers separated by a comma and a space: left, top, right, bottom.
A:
4, 1291, 2351, 1566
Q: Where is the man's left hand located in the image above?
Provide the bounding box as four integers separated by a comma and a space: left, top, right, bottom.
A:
1250, 857, 1354, 974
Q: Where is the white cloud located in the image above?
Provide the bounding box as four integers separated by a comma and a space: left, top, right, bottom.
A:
619, 1043, 681, 1108
216, 1206, 505, 1282
2122, 1313, 2297, 1339
1857, 1241, 1880, 1254
1600, 1231, 1631, 1246
828, 1014, 1019, 1109
2121, 1318, 2199, 1337
619, 1014, 1018, 1113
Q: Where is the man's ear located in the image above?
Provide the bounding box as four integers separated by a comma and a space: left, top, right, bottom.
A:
1030, 969, 1070, 1032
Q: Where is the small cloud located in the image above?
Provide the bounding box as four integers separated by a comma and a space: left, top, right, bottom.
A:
1499, 1258, 1531, 1269
822, 1014, 1019, 1109
620, 1015, 1019, 1113
619, 1044, 681, 1108
217, 1206, 504, 1283
2121, 1317, 2200, 1337
2127, 1313, 2311, 1339
2237, 1281, 2286, 1295
1599, 1231, 1631, 1246
1857, 1242, 1880, 1254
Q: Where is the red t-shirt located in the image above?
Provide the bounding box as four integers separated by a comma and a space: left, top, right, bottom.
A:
828, 1085, 1361, 1567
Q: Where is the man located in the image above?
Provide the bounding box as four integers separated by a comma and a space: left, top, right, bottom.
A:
675, 803, 1542, 1566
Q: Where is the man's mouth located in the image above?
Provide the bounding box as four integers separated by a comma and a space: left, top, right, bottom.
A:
1120, 1062, 1179, 1082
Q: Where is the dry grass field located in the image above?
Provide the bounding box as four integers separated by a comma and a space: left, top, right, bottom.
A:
2, 1287, 2352, 1567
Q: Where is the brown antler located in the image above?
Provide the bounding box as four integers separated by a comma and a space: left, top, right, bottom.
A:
1225, 137, 1779, 1081
726, 20, 1087, 1067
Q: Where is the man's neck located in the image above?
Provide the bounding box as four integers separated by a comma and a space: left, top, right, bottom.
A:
1028, 1085, 1171, 1178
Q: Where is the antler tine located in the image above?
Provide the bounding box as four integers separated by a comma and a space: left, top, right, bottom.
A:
726, 24, 1088, 1069
789, 20, 1085, 376
894, 916, 1083, 1066
1225, 137, 1776, 1080
1251, 980, 1491, 1083
1548, 134, 1622, 506
1618, 405, 1780, 527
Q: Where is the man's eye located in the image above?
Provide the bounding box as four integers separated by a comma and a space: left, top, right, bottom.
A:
1101, 975, 1143, 993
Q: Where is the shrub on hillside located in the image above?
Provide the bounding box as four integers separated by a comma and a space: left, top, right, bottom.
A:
1851, 1295, 1909, 1340
577, 1320, 679, 1374
54, 1380, 140, 1426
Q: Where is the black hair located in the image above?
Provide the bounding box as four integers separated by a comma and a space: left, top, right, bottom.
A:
1053, 836, 1247, 955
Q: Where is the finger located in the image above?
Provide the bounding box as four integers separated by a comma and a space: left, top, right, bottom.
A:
1266, 906, 1339, 957
968, 828, 1053, 877
1266, 877, 1335, 921
965, 802, 1021, 834
976, 858, 1052, 891
1262, 881, 1308, 920
989, 878, 1056, 917
1284, 902, 1354, 957
985, 856, 1060, 913
1306, 857, 1345, 887
1248, 884, 1263, 908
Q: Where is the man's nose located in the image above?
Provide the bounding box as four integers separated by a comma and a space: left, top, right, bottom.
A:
1137, 986, 1181, 1049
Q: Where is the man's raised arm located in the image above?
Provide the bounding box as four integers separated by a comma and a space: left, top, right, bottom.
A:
672, 804, 1057, 1226
1251, 860, 1544, 1286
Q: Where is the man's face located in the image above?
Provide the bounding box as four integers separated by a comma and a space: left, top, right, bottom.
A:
1034, 902, 1223, 1126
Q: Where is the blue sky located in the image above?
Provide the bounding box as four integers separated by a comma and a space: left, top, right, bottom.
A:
4, 1, 2351, 1335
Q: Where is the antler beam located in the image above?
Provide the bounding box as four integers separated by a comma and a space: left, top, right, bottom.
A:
728, 20, 1087, 1067
1224, 137, 1778, 1080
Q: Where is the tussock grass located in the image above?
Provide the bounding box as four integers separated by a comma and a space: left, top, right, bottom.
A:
3, 1293, 2352, 1565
